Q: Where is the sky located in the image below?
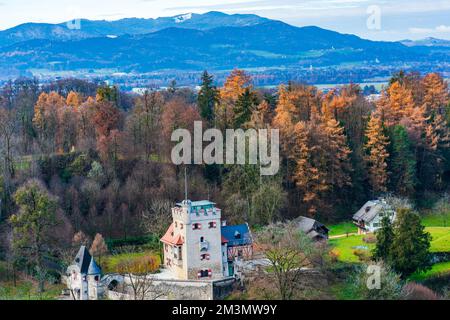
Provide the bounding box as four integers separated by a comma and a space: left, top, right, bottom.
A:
1, 0, 450, 41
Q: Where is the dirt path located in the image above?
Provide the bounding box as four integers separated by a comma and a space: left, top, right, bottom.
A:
329, 233, 357, 239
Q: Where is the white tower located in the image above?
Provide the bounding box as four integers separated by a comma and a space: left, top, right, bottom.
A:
161, 200, 224, 280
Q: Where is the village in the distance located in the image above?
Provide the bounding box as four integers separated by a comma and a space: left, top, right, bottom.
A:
0, 5, 450, 302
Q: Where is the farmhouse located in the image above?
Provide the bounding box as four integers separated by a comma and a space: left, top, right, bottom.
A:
294, 216, 329, 241
353, 199, 396, 234
161, 199, 253, 280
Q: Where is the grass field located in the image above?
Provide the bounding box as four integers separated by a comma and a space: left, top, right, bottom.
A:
329, 235, 375, 263
410, 262, 450, 281
329, 227, 450, 263
328, 222, 358, 237
101, 251, 161, 274
0, 281, 64, 300
421, 212, 450, 228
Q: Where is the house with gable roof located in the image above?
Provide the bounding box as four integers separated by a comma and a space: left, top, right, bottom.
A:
353, 199, 397, 234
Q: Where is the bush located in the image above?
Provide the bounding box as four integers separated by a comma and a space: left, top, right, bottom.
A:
402, 283, 440, 300
106, 235, 160, 251
363, 235, 377, 244
353, 249, 371, 262
330, 249, 341, 263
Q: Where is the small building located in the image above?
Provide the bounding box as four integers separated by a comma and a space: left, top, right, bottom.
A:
221, 223, 253, 276
160, 200, 253, 281
353, 199, 396, 234
66, 246, 102, 300
294, 216, 329, 241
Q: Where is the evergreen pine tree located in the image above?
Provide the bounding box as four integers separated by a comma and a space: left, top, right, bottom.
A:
388, 125, 416, 196
389, 208, 432, 278
233, 87, 259, 128
197, 71, 218, 122
373, 216, 394, 262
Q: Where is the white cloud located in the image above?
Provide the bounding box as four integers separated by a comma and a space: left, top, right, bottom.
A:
410, 25, 450, 34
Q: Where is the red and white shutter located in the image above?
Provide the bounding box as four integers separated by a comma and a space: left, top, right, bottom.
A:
208, 269, 212, 277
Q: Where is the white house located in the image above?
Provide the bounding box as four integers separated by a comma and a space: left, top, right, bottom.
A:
352, 199, 396, 234
66, 246, 103, 300
160, 200, 253, 281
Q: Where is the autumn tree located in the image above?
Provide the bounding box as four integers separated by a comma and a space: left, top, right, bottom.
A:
216, 69, 252, 129
246, 100, 273, 129
376, 82, 415, 127
77, 97, 97, 151
364, 115, 390, 194
90, 233, 109, 265
293, 114, 352, 216
420, 114, 450, 190
33, 92, 65, 153
96, 85, 119, 106
72, 231, 90, 247
66, 91, 82, 110
421, 73, 448, 116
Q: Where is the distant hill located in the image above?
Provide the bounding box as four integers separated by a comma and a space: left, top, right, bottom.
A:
0, 11, 269, 48
0, 12, 449, 83
401, 37, 450, 47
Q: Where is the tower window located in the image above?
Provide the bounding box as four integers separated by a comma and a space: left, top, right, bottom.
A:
209, 222, 217, 229
200, 254, 210, 261
193, 223, 202, 230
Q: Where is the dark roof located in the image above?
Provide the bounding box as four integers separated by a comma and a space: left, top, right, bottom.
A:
73, 246, 92, 274
88, 255, 102, 275
295, 216, 329, 232
353, 200, 393, 223
294, 216, 329, 240
221, 224, 252, 247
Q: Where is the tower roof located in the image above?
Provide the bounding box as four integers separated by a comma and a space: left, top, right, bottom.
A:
88, 255, 102, 275
73, 246, 92, 274
161, 223, 185, 246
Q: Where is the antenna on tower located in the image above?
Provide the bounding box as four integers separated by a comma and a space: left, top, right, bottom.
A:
184, 166, 188, 201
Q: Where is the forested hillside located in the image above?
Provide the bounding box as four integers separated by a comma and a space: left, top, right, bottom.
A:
0, 70, 449, 253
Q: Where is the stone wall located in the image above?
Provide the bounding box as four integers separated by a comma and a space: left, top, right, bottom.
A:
107, 277, 235, 300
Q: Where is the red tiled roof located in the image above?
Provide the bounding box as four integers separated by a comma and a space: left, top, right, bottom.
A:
161, 223, 184, 246
221, 236, 229, 244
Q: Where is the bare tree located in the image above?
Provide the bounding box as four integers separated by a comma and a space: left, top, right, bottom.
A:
254, 223, 318, 300
116, 255, 166, 300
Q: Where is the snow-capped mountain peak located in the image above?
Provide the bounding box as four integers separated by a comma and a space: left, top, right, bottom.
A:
174, 13, 193, 24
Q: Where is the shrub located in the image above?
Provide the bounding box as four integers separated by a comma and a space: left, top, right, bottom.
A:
363, 235, 377, 244
353, 249, 371, 262
329, 249, 341, 263
402, 283, 440, 300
